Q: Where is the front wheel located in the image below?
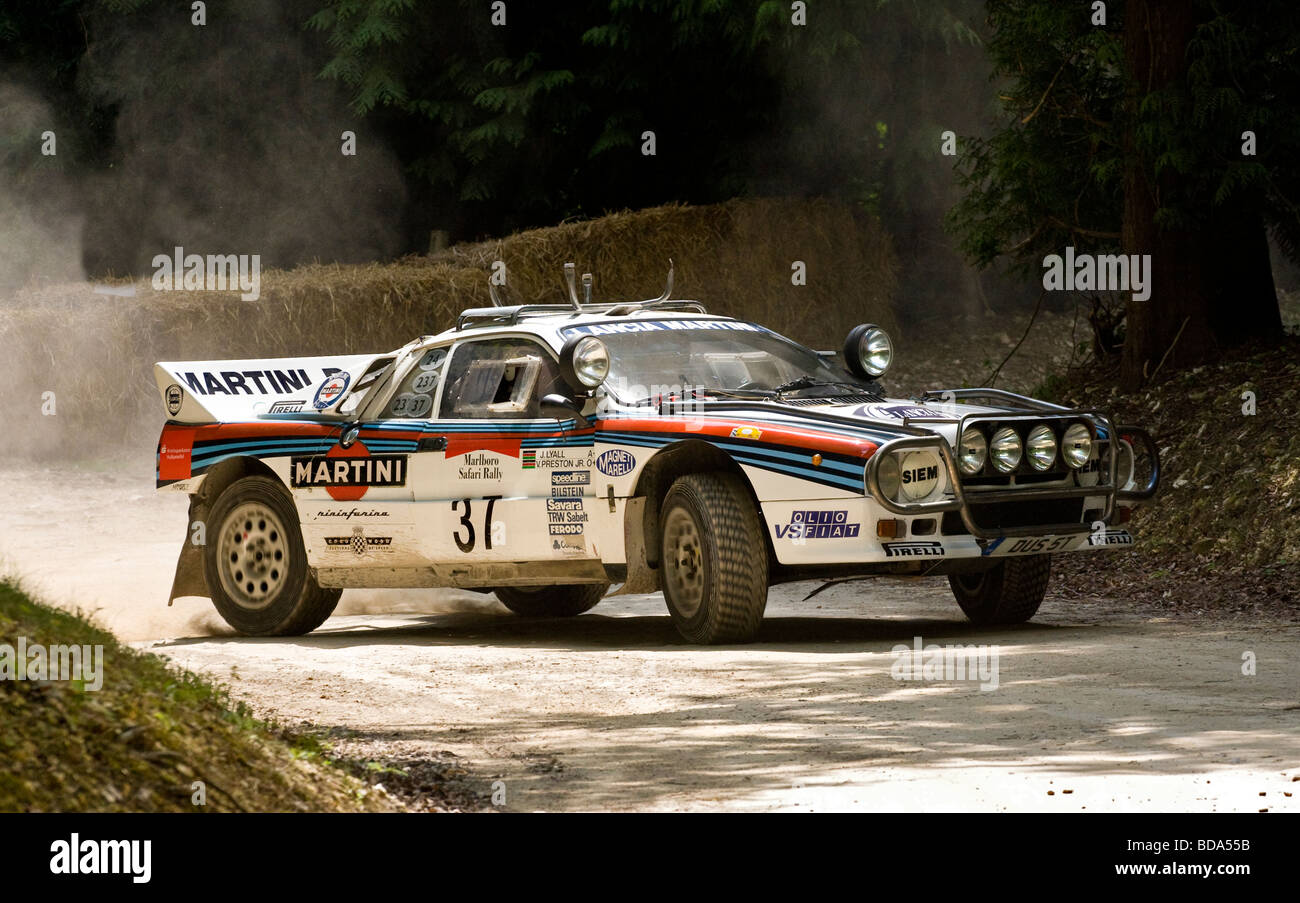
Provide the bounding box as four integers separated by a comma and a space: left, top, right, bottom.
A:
204, 476, 341, 636
495, 584, 608, 617
660, 472, 769, 644
948, 554, 1051, 625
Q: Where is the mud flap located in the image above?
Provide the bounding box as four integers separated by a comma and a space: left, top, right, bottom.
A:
611, 496, 661, 595
168, 499, 210, 605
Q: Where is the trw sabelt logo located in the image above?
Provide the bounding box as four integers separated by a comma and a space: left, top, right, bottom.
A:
291, 442, 407, 501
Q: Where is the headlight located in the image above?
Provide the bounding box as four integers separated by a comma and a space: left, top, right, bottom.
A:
570, 336, 610, 388
958, 427, 987, 475
1026, 424, 1057, 471
990, 427, 1022, 473
876, 453, 901, 501
843, 324, 893, 379
1061, 422, 1092, 469
899, 450, 943, 501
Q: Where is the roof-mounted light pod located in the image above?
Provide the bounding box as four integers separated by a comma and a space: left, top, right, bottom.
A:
844, 324, 893, 379
560, 334, 611, 392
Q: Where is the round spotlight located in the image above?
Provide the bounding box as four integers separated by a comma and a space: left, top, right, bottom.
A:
958, 427, 987, 475
565, 335, 610, 388
843, 324, 894, 379
990, 427, 1022, 473
1026, 424, 1058, 471
1062, 422, 1093, 469
876, 453, 901, 501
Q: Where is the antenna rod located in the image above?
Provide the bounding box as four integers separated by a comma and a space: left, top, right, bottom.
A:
563, 262, 581, 310
488, 277, 503, 307
650, 258, 674, 303
582, 272, 593, 305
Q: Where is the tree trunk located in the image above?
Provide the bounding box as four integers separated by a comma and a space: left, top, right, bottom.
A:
1205, 204, 1284, 346
1120, 0, 1284, 388
1120, 0, 1215, 388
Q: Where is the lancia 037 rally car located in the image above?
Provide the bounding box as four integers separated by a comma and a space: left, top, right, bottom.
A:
155, 264, 1158, 643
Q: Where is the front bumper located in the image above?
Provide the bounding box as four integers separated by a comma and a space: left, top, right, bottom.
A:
863, 389, 1159, 540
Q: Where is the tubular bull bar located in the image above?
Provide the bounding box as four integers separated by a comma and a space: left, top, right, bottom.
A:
863, 389, 1160, 540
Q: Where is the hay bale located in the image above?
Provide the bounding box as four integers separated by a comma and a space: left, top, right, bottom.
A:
0, 198, 897, 459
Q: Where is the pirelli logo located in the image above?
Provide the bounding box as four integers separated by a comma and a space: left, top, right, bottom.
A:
291, 455, 407, 488
881, 541, 945, 558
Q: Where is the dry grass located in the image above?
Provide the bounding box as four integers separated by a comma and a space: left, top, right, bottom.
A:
1, 198, 897, 459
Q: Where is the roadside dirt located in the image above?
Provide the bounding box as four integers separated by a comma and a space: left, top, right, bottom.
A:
2, 464, 1296, 812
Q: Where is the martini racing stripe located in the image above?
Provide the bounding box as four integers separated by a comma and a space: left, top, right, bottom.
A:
597, 430, 865, 493
599, 406, 903, 445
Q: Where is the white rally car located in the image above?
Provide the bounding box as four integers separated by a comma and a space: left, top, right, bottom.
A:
155, 264, 1158, 643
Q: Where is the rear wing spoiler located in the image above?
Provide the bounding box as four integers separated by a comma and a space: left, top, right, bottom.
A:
154, 354, 377, 423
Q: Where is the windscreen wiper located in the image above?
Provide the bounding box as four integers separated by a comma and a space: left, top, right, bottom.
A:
773, 376, 869, 395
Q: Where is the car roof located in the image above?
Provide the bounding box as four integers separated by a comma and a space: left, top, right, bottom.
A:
411, 302, 742, 351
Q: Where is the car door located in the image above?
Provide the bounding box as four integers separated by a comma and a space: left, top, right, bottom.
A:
415, 335, 597, 564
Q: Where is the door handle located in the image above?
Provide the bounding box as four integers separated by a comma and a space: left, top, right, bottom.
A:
418, 436, 447, 452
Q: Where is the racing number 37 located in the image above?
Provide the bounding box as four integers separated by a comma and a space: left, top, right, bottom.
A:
452, 496, 502, 553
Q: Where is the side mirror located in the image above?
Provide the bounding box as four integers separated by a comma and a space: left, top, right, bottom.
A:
540, 393, 587, 421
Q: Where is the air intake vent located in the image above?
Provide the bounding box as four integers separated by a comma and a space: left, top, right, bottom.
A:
781, 394, 880, 406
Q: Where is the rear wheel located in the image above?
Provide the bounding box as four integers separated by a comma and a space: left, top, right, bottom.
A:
660, 472, 768, 644
948, 554, 1051, 625
204, 476, 341, 636
495, 584, 608, 617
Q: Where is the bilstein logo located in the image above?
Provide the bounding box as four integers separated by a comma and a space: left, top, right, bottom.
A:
882, 541, 945, 558
291, 442, 406, 502
165, 384, 183, 416
595, 449, 636, 477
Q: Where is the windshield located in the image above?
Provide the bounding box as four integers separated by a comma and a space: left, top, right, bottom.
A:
563, 320, 875, 403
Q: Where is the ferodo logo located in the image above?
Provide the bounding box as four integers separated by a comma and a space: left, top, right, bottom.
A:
899, 450, 942, 501
290, 442, 407, 502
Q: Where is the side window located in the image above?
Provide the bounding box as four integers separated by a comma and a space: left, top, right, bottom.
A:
439, 338, 562, 420
384, 346, 447, 419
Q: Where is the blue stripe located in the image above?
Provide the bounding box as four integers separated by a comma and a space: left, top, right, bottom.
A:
595, 431, 861, 491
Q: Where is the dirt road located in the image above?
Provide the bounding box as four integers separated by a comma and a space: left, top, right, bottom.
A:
3, 464, 1297, 811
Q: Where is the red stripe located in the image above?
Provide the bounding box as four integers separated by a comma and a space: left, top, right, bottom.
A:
597, 418, 877, 458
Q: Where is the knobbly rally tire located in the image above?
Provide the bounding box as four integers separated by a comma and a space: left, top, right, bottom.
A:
660, 472, 769, 644
948, 554, 1051, 625
204, 476, 342, 636
495, 584, 608, 617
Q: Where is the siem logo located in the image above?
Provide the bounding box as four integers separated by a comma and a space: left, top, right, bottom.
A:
595, 449, 636, 477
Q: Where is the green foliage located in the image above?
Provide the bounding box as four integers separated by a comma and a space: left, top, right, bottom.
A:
948, 0, 1300, 273
304, 0, 988, 240
0, 579, 386, 811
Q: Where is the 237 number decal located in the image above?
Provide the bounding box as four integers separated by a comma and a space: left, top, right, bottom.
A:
452, 496, 502, 552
